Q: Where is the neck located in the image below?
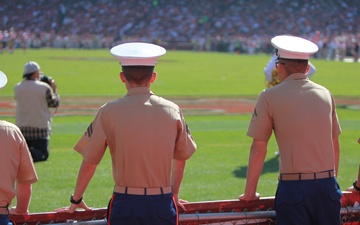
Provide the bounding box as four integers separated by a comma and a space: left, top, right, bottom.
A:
126, 82, 151, 90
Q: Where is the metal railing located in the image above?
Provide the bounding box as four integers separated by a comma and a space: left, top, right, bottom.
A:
37, 206, 360, 225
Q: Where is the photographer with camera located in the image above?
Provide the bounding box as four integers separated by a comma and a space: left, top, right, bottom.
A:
14, 61, 60, 162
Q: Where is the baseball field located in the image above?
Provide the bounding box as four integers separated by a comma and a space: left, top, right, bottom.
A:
0, 48, 359, 212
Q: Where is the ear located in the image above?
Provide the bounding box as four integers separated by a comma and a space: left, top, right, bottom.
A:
120, 72, 126, 83
33, 71, 40, 79
150, 72, 157, 83
304, 64, 310, 75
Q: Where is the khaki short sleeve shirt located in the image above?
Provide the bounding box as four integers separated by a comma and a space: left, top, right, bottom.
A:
247, 73, 341, 173
0, 120, 38, 206
74, 87, 196, 188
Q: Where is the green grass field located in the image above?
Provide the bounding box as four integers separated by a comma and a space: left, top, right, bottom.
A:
0, 49, 359, 212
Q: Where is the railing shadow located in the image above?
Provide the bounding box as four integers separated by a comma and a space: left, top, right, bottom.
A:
232, 154, 280, 178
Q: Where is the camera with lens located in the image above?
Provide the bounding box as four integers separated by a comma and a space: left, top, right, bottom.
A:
40, 74, 53, 86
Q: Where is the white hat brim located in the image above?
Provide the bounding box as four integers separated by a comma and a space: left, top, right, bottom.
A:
110, 42, 166, 66
0, 71, 8, 90
271, 35, 318, 60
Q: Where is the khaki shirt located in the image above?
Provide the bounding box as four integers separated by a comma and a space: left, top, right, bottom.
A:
74, 87, 196, 188
247, 73, 341, 174
0, 120, 38, 207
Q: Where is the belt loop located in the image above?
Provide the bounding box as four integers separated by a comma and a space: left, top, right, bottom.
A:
160, 187, 164, 195
314, 173, 317, 179
298, 173, 301, 180
280, 174, 283, 181
328, 170, 331, 178
125, 187, 128, 194
144, 188, 147, 195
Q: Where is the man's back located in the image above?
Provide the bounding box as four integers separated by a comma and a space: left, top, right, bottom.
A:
0, 120, 38, 206
14, 80, 52, 128
250, 73, 341, 173
102, 87, 191, 187
75, 87, 196, 188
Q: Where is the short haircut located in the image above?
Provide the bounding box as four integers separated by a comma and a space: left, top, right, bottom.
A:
281, 58, 308, 64
281, 58, 309, 73
23, 73, 35, 79
121, 66, 155, 85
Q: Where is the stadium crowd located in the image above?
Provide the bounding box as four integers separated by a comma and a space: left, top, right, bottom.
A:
0, 0, 359, 60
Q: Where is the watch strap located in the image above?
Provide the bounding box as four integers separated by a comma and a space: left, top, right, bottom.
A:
70, 194, 83, 204
353, 179, 360, 191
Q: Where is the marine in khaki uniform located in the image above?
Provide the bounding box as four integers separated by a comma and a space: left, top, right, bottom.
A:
56, 43, 196, 225
239, 35, 342, 225
0, 71, 38, 225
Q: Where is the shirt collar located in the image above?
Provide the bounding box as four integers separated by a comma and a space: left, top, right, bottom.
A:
283, 73, 308, 82
126, 87, 154, 96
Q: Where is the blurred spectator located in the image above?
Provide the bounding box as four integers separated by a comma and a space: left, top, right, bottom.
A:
14, 61, 60, 162
0, 0, 358, 60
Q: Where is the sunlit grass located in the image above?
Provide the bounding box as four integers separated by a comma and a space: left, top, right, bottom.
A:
0, 49, 359, 212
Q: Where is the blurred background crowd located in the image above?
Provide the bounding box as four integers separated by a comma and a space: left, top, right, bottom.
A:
0, 0, 359, 61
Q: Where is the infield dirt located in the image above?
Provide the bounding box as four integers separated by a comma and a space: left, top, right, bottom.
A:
0, 96, 359, 116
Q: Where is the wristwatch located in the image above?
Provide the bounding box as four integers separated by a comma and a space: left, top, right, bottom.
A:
70, 194, 83, 204
353, 179, 360, 191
